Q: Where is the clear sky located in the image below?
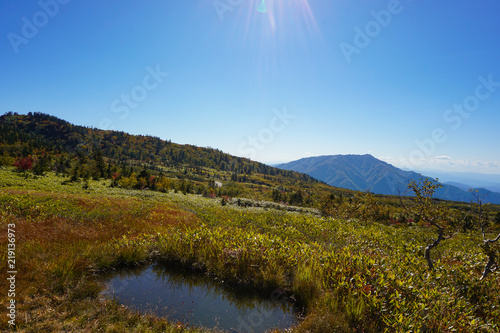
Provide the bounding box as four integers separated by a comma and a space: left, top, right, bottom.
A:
1, 0, 499, 173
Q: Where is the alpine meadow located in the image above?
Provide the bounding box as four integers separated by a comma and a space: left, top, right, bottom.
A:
1, 113, 500, 332
2, 1, 500, 332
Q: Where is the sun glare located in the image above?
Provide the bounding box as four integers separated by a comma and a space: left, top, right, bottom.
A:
239, 0, 321, 38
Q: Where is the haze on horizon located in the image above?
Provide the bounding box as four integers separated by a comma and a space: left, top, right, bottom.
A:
1, 0, 499, 174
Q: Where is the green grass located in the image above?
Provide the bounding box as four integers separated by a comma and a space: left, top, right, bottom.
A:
1, 168, 499, 332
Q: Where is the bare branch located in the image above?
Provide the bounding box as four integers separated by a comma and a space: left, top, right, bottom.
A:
443, 231, 459, 240
480, 257, 497, 280
485, 233, 500, 244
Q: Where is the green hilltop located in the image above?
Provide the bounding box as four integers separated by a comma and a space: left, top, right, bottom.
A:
0, 112, 353, 206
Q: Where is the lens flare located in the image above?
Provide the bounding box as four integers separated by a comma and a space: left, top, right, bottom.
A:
258, 0, 267, 13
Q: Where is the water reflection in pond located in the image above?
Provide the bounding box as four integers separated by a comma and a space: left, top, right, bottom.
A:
101, 265, 300, 332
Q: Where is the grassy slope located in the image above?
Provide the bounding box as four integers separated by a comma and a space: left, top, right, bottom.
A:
1, 168, 499, 332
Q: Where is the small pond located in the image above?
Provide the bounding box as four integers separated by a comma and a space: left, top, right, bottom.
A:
101, 264, 301, 332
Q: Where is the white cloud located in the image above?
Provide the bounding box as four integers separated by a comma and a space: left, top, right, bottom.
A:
390, 156, 500, 174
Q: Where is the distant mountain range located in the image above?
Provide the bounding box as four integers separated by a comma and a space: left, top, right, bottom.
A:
414, 169, 500, 193
277, 154, 500, 205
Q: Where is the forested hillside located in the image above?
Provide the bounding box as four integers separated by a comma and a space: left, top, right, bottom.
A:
0, 111, 295, 172
0, 112, 343, 206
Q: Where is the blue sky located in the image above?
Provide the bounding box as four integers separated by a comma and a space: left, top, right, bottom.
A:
1, 0, 500, 173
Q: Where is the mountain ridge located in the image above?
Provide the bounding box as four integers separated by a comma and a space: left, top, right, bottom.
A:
278, 154, 500, 205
